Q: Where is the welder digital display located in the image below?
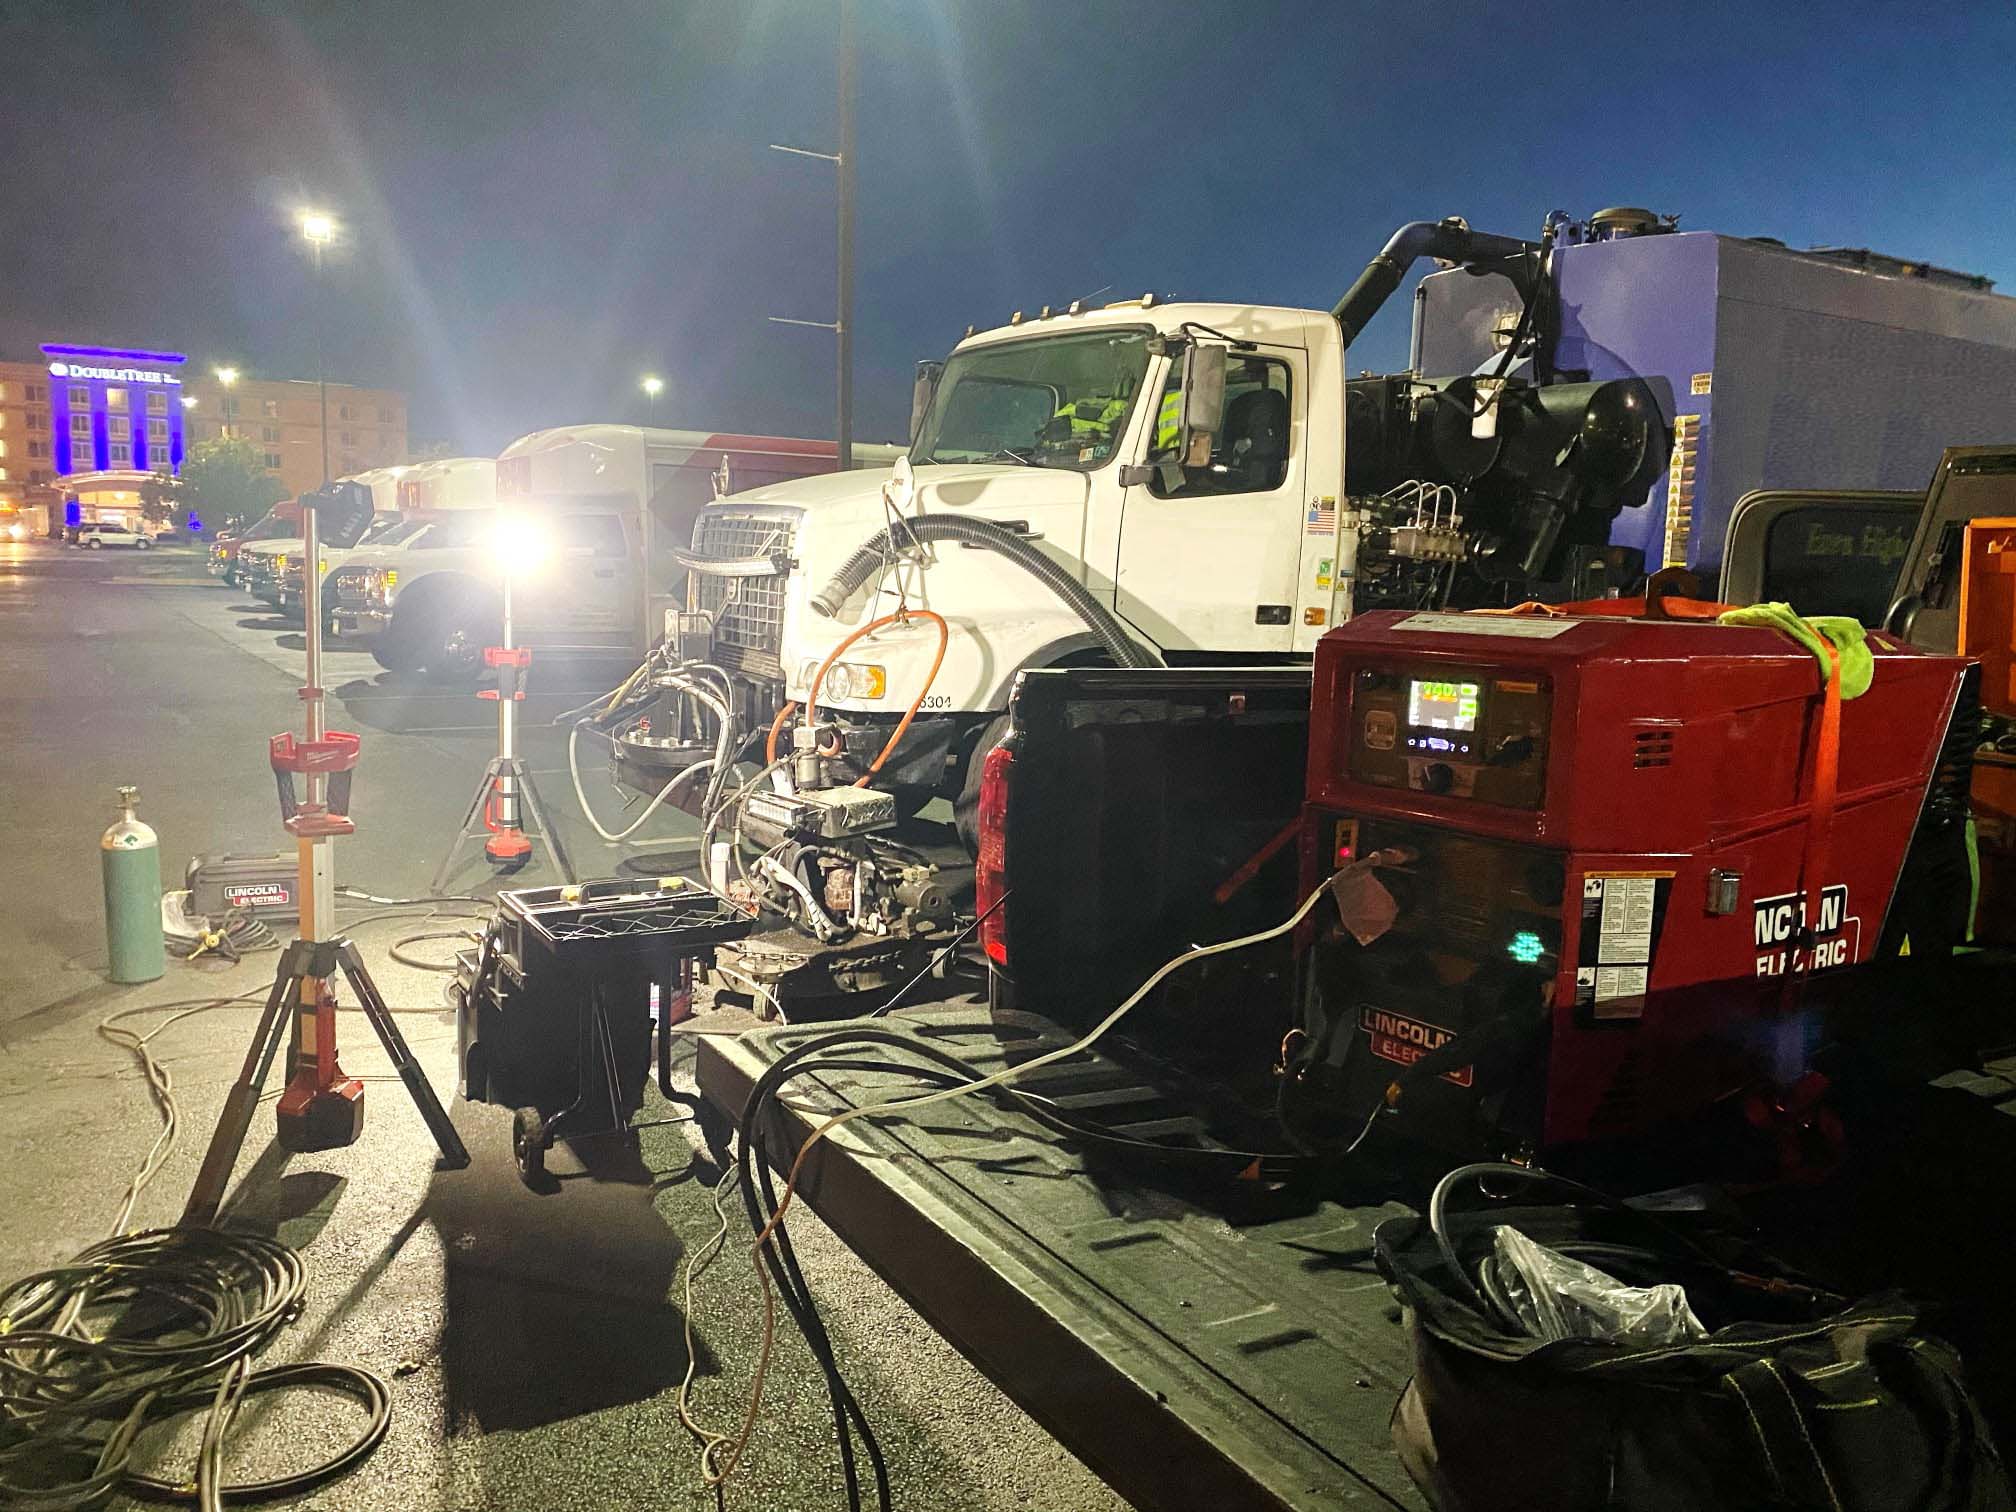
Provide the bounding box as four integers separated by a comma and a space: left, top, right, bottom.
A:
1407, 679, 1481, 731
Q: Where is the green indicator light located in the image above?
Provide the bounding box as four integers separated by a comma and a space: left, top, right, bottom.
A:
1508, 930, 1546, 964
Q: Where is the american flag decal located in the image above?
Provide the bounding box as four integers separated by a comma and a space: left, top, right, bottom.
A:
1305, 497, 1337, 535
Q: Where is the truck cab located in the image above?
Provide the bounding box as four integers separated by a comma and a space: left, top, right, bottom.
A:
686, 301, 1350, 809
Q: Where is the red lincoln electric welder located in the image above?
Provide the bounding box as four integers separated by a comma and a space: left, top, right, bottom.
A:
1284, 607, 1979, 1163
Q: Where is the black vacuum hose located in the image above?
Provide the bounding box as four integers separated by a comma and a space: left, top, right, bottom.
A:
807, 513, 1157, 669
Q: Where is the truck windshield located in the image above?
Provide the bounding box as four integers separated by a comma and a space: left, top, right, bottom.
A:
913, 329, 1150, 470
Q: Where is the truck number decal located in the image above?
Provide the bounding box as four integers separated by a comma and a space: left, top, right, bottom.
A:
920, 695, 953, 710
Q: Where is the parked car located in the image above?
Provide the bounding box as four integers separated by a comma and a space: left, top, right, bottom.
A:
74, 523, 153, 550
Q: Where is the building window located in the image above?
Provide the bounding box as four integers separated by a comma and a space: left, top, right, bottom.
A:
29, 440, 48, 459
66, 388, 90, 411
263, 399, 280, 418
147, 391, 168, 414
222, 397, 240, 418
108, 415, 130, 438
28, 384, 45, 403
106, 387, 127, 411
338, 404, 353, 420
0, 467, 9, 481
148, 418, 168, 440
264, 452, 281, 469
261, 425, 279, 442
28, 414, 46, 432
340, 431, 355, 446
71, 413, 93, 437
109, 442, 132, 464
31, 470, 51, 484
0, 440, 6, 458
0, 383, 7, 401
378, 407, 393, 423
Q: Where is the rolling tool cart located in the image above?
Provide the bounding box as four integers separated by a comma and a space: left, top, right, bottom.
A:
450, 878, 752, 1186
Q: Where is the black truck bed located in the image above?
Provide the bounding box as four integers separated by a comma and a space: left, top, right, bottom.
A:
696, 1008, 1428, 1512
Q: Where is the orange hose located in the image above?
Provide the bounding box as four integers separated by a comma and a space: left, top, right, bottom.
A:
803, 609, 951, 787
764, 701, 799, 765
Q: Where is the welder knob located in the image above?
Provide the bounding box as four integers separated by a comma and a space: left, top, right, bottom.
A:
1421, 762, 1454, 795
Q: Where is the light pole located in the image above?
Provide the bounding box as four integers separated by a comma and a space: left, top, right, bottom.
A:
297, 212, 334, 484
766, 0, 856, 469
294, 209, 338, 947
641, 374, 663, 423
213, 366, 238, 438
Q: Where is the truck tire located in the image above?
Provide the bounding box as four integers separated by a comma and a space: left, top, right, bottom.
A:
954, 713, 1010, 856
414, 595, 500, 687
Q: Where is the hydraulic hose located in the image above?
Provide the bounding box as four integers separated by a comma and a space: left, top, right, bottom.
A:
805, 609, 951, 786
806, 514, 1157, 669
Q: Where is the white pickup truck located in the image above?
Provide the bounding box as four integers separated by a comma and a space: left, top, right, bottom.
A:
237, 465, 407, 615
328, 428, 901, 681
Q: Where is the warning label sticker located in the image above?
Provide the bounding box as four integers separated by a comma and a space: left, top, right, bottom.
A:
1357, 1007, 1473, 1087
1391, 612, 1577, 640
1576, 872, 1673, 1016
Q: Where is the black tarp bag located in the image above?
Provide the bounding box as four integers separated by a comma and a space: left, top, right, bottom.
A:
1374, 1173, 2012, 1512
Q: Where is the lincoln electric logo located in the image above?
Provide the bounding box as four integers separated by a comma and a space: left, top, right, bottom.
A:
1753, 884, 1856, 975
1357, 1007, 1473, 1087
47, 361, 180, 385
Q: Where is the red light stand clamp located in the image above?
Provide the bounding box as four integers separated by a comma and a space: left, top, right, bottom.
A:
271, 730, 362, 837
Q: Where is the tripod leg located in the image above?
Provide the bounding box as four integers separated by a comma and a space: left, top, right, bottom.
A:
183, 943, 311, 1226
431, 765, 494, 896
515, 762, 576, 883
337, 941, 471, 1169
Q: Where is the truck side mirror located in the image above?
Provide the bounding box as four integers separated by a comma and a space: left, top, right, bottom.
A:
910, 361, 945, 445
1179, 342, 1227, 466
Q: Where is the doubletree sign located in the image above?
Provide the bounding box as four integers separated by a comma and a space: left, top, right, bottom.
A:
47, 360, 181, 385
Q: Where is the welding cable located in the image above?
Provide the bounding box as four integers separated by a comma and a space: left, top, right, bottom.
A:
761, 871, 1343, 1234
1426, 1163, 1757, 1338
388, 927, 480, 971
0, 1229, 389, 1512
802, 608, 950, 786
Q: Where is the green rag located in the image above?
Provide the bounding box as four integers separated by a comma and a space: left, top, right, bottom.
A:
1718, 602, 1874, 699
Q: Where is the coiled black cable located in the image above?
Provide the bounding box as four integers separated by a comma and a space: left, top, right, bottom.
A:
0, 1227, 389, 1512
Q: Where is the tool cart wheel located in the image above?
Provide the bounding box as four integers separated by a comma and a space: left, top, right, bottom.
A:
511, 1105, 548, 1186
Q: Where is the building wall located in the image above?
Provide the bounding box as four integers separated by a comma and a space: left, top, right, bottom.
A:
0, 359, 61, 518
44, 344, 188, 478
183, 377, 408, 498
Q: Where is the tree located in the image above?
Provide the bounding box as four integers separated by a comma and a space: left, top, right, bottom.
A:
403, 438, 461, 464
162, 436, 289, 531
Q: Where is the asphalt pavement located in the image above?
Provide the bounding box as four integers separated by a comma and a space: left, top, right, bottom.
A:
0, 537, 1127, 1512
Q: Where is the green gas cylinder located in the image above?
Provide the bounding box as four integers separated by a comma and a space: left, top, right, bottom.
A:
101, 785, 164, 983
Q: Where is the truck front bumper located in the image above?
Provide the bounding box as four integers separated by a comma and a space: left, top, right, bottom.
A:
331, 607, 392, 643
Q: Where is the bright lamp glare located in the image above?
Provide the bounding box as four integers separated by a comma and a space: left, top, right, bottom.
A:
640, 375, 664, 398
298, 211, 336, 245
493, 515, 550, 576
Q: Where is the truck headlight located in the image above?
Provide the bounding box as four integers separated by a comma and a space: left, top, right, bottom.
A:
373, 568, 397, 606
803, 660, 886, 701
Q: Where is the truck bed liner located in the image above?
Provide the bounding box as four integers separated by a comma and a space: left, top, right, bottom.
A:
696, 1008, 1428, 1512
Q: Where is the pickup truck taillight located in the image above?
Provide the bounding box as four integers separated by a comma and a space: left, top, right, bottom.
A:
975, 741, 1013, 965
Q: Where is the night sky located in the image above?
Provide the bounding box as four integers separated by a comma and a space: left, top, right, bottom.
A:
3, 0, 2011, 454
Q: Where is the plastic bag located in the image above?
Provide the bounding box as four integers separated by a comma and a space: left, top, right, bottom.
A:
1488, 1225, 1707, 1345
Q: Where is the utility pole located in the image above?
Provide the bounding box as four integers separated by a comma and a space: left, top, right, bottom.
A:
836, 0, 855, 469
768, 0, 857, 468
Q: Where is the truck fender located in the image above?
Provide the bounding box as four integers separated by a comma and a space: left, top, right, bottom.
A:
978, 630, 1110, 711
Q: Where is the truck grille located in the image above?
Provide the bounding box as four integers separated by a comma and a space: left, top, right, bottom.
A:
333, 573, 374, 612
691, 510, 796, 681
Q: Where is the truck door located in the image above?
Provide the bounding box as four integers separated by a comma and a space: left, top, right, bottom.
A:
1114, 345, 1305, 652
518, 511, 636, 650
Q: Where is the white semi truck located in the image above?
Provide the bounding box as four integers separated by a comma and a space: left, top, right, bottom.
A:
327, 428, 900, 681
655, 207, 2016, 982
679, 211, 2016, 832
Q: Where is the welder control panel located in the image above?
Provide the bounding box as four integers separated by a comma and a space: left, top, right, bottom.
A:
1345, 666, 1551, 808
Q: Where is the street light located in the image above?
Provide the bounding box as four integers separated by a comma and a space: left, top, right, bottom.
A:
641, 374, 663, 422
212, 366, 237, 435
180, 396, 198, 410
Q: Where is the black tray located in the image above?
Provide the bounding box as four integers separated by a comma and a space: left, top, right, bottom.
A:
499, 877, 753, 961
